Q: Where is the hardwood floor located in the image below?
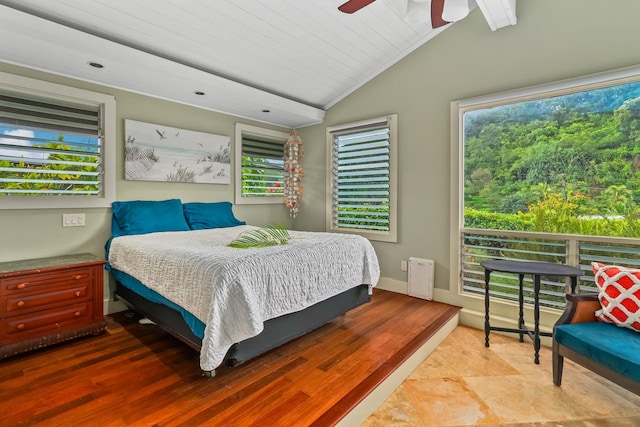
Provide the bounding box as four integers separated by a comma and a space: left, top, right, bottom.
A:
0, 289, 460, 427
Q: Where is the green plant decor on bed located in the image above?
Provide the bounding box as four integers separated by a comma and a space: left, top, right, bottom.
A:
228, 224, 292, 248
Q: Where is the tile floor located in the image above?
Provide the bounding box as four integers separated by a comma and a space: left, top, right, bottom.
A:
363, 326, 640, 426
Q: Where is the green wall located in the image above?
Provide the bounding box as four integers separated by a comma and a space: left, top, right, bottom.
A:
296, 0, 640, 316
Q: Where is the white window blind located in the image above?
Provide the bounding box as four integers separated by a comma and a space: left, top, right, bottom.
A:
0, 90, 102, 196
240, 134, 285, 198
327, 114, 397, 242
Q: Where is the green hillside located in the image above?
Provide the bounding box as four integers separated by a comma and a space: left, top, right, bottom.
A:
463, 81, 640, 237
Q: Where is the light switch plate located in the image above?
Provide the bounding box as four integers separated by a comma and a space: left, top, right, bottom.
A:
63, 213, 85, 227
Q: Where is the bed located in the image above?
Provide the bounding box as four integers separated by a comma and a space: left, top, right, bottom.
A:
105, 199, 380, 377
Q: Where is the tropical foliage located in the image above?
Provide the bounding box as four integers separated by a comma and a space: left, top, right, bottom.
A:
227, 224, 292, 248
241, 155, 284, 197
0, 135, 99, 196
464, 81, 640, 238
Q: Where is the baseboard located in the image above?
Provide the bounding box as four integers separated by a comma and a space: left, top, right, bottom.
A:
375, 276, 407, 294
376, 277, 446, 302
104, 297, 128, 315
459, 307, 554, 348
337, 312, 459, 426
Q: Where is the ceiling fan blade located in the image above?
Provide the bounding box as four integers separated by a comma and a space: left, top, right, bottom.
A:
431, 0, 450, 28
338, 0, 376, 14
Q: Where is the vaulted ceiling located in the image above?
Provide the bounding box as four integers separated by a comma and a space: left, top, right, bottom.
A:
0, 0, 516, 128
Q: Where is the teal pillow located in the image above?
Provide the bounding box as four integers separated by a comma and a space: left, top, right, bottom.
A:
112, 199, 190, 236
183, 202, 246, 230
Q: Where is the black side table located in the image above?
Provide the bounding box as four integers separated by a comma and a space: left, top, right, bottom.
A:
480, 259, 582, 364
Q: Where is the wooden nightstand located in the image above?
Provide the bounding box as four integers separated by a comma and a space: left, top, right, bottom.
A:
0, 253, 107, 359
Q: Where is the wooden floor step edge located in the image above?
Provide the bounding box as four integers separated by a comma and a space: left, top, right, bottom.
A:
313, 304, 461, 427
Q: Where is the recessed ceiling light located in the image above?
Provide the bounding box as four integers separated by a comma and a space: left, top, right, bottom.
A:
194, 91, 205, 96
87, 61, 104, 69
262, 109, 270, 113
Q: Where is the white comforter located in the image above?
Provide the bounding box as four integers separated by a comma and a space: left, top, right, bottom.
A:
108, 225, 380, 371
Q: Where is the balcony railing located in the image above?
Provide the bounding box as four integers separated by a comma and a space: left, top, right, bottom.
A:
461, 228, 640, 310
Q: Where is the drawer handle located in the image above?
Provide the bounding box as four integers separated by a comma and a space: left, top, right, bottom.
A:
74, 274, 83, 280
17, 300, 25, 307
17, 323, 25, 330
17, 283, 28, 289
75, 291, 82, 297
74, 311, 82, 317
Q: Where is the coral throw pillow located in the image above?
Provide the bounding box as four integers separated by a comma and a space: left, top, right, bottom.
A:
591, 262, 640, 332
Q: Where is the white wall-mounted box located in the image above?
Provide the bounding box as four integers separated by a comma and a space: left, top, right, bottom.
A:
408, 257, 434, 300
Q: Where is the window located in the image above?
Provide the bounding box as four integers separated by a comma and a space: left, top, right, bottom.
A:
458, 72, 640, 237
234, 123, 289, 205
326, 114, 397, 242
452, 66, 640, 308
0, 72, 115, 209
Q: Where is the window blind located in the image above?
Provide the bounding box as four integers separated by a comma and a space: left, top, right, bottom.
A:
241, 135, 285, 197
330, 120, 391, 232
0, 90, 102, 196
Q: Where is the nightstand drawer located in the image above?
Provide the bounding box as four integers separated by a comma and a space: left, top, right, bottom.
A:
2, 302, 93, 339
3, 284, 90, 316
0, 268, 93, 295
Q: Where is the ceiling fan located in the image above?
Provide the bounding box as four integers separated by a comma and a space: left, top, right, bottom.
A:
338, 0, 450, 28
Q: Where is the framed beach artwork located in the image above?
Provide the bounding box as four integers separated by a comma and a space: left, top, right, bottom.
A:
124, 119, 231, 184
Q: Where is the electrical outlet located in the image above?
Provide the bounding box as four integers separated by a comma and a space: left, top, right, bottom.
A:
63, 213, 85, 227
401, 260, 408, 271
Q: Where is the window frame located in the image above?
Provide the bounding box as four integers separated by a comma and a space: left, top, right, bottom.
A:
234, 123, 289, 205
325, 114, 398, 243
0, 71, 116, 210
450, 64, 640, 297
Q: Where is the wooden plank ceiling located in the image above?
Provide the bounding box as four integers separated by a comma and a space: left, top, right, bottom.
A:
0, 0, 453, 127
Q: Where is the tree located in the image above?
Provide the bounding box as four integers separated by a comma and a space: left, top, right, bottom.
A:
0, 136, 99, 195
602, 184, 634, 215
